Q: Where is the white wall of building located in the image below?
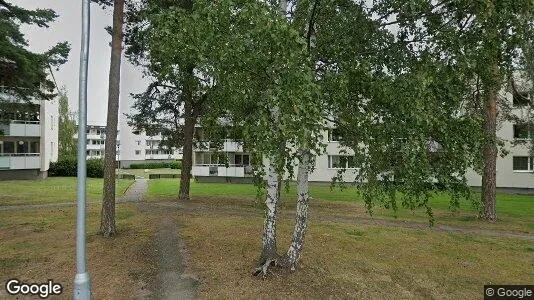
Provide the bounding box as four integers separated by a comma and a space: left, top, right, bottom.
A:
40, 97, 59, 172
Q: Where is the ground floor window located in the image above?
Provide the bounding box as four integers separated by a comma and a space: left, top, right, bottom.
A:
195, 152, 251, 166
0, 140, 39, 155
512, 156, 534, 171
328, 155, 357, 169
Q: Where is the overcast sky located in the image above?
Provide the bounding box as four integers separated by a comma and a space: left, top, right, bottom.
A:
12, 0, 142, 125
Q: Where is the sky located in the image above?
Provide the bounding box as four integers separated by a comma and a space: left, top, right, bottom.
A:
12, 0, 142, 125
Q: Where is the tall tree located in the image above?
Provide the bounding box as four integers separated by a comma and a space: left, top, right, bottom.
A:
370, 0, 534, 222
57, 89, 77, 159
0, 1, 69, 100
93, 0, 125, 237
124, 0, 202, 200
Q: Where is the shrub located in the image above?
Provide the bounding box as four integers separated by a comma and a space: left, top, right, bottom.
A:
86, 158, 104, 178
49, 157, 77, 177
49, 158, 104, 178
128, 161, 181, 169
169, 161, 182, 169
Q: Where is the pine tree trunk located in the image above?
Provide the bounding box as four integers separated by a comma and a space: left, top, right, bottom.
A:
100, 0, 124, 237
260, 163, 279, 263
282, 151, 310, 270
179, 67, 195, 201
481, 68, 498, 222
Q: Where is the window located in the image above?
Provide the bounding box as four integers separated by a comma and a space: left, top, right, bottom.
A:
328, 155, 357, 169
50, 116, 54, 130
133, 130, 140, 135
136, 140, 141, 146
233, 153, 251, 166
328, 128, 343, 142
135, 150, 141, 155
3, 141, 14, 154
513, 124, 532, 140
513, 156, 534, 171
513, 90, 531, 107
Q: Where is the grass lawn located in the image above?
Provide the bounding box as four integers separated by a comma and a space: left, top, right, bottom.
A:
148, 179, 534, 232
1, 178, 533, 298
0, 177, 134, 206
0, 203, 157, 299
177, 210, 534, 299
119, 168, 181, 178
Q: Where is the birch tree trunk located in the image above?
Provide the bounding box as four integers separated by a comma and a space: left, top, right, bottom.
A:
260, 163, 279, 262
282, 151, 310, 269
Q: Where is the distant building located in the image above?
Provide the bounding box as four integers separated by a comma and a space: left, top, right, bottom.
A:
74, 124, 182, 167
117, 129, 182, 168
0, 88, 59, 180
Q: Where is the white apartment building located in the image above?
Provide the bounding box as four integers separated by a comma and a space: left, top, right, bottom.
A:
192, 88, 534, 190
118, 129, 182, 168
466, 88, 534, 190
0, 89, 59, 180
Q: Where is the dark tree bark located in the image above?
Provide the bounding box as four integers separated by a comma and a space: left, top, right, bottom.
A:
100, 0, 124, 237
179, 67, 195, 201
481, 65, 499, 222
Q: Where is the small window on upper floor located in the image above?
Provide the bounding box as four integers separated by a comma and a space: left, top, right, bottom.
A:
328, 128, 343, 142
513, 90, 531, 107
133, 130, 140, 135
513, 124, 531, 140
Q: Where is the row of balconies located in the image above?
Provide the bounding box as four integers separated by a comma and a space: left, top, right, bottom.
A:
0, 154, 40, 170
0, 121, 40, 137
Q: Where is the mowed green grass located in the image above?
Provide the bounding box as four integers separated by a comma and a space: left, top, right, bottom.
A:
148, 179, 534, 231
0, 177, 134, 206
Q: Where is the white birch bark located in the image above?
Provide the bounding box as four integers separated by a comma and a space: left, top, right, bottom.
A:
283, 0, 317, 270
259, 0, 288, 264
284, 151, 310, 269
261, 162, 279, 261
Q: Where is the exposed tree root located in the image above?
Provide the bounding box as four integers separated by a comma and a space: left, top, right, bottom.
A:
252, 258, 277, 278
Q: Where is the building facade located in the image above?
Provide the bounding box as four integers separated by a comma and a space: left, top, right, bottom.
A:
192, 89, 534, 189
0, 91, 59, 180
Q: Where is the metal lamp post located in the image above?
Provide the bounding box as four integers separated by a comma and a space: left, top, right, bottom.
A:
74, 0, 91, 299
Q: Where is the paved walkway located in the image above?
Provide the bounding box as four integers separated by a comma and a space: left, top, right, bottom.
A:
122, 179, 148, 202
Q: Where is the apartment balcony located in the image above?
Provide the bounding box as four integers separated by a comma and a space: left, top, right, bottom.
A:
146, 154, 176, 160
195, 140, 244, 152
0, 154, 40, 170
87, 144, 105, 150
0, 121, 40, 137
192, 165, 253, 177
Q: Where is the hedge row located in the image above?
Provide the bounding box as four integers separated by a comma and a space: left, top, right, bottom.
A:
128, 161, 181, 169
49, 158, 104, 178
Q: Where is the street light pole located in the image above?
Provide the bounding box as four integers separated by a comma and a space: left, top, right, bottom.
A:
74, 0, 91, 299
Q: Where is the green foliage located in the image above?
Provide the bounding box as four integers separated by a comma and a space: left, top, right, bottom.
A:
48, 157, 77, 177
49, 158, 104, 178
128, 161, 181, 169
86, 159, 104, 178
57, 89, 77, 159
0, 1, 70, 101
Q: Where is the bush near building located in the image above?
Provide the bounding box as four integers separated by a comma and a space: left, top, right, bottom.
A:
128, 161, 181, 170
49, 158, 104, 178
